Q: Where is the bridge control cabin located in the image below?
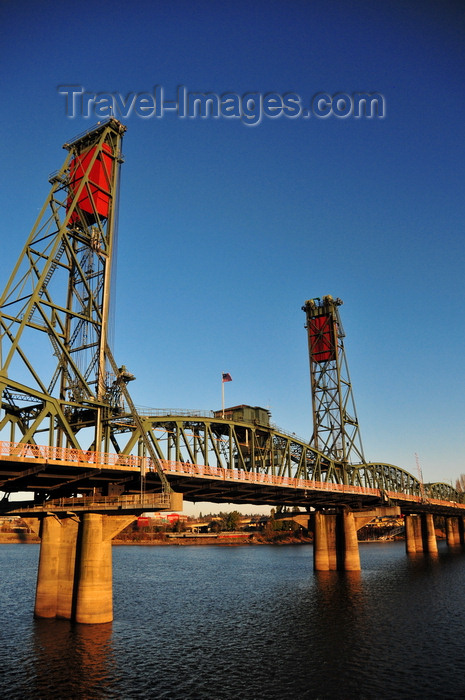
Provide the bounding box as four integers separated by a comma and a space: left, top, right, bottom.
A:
214, 405, 271, 426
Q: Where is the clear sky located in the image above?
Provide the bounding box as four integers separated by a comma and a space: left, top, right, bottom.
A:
1, 0, 464, 515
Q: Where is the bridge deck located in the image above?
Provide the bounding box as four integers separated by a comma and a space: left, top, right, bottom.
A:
1, 441, 464, 516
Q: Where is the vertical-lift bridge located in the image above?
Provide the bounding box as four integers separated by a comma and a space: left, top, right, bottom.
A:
1, 120, 464, 622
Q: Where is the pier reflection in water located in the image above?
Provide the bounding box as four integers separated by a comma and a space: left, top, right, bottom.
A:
30, 619, 115, 698
2, 542, 465, 699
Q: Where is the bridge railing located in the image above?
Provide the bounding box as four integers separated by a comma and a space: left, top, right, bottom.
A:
0, 440, 144, 468
0, 439, 380, 496
160, 460, 382, 496
134, 407, 215, 418
2, 440, 465, 511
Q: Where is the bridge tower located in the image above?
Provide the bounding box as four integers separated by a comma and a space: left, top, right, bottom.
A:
0, 119, 127, 454
302, 295, 365, 571
302, 295, 366, 470
0, 118, 168, 491
0, 120, 176, 623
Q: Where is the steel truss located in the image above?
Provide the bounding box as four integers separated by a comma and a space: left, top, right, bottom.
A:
0, 118, 170, 494
0, 119, 125, 449
302, 295, 365, 465
103, 412, 461, 502
426, 482, 462, 502
113, 413, 336, 482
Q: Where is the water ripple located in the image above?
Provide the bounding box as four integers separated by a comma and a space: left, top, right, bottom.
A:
2, 543, 465, 698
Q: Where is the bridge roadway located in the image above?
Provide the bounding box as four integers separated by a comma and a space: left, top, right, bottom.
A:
0, 433, 464, 517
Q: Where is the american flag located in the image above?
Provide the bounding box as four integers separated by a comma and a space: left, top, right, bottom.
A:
222, 372, 232, 382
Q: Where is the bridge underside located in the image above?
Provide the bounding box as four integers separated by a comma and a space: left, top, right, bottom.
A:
2, 449, 464, 519
0, 449, 382, 512
160, 469, 379, 509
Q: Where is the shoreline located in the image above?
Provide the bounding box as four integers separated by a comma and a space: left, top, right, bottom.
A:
112, 536, 313, 546
0, 532, 312, 546
1, 534, 420, 546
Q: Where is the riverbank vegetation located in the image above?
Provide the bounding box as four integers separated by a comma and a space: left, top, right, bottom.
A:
114, 509, 309, 544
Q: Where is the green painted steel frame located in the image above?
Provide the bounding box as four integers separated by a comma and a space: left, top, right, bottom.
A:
106, 413, 464, 504
426, 482, 462, 502
114, 414, 334, 481
351, 463, 422, 495
0, 119, 126, 454
302, 296, 366, 465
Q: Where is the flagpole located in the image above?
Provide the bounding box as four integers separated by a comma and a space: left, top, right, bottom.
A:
222, 373, 225, 418
221, 373, 232, 418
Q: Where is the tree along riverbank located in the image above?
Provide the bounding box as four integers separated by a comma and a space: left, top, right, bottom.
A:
0, 532, 39, 544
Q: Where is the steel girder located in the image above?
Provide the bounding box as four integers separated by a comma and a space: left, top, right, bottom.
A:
350, 463, 422, 495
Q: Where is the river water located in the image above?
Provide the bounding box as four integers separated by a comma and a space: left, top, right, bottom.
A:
2, 541, 465, 699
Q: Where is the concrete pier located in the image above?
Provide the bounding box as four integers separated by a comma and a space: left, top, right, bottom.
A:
405, 515, 417, 553
459, 517, 465, 546
422, 513, 438, 554
446, 516, 460, 547
313, 510, 360, 571
35, 515, 63, 618
343, 510, 361, 570
313, 511, 330, 571
413, 515, 424, 552
405, 514, 438, 554
34, 512, 135, 624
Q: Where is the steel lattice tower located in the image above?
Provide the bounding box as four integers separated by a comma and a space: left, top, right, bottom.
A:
0, 120, 172, 497
0, 119, 128, 453
302, 295, 365, 467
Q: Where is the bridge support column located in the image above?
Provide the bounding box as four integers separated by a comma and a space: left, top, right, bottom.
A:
413, 515, 424, 551
313, 510, 360, 571
75, 514, 113, 624
35, 515, 65, 619
405, 514, 438, 555
405, 515, 417, 553
56, 516, 80, 618
313, 511, 331, 570
459, 517, 465, 546
34, 513, 135, 624
454, 517, 460, 544
343, 510, 361, 570
422, 513, 438, 554
446, 517, 460, 547
75, 514, 134, 624
35, 515, 80, 619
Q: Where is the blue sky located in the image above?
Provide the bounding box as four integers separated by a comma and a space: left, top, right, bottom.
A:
1, 0, 464, 512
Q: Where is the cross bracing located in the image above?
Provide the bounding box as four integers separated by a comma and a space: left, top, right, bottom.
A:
0, 120, 127, 455
302, 296, 366, 465
102, 412, 461, 504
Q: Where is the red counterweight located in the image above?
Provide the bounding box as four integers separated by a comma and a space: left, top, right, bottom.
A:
67, 143, 113, 225
307, 313, 336, 363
